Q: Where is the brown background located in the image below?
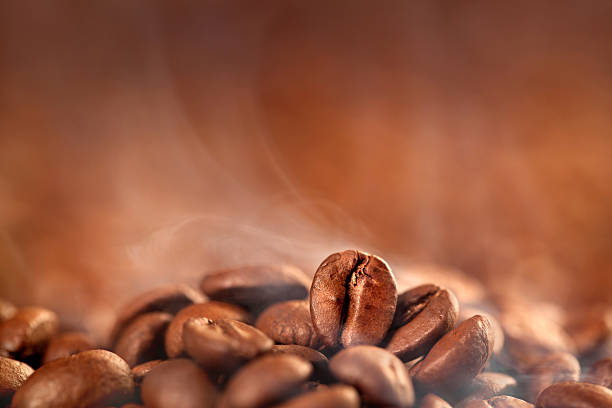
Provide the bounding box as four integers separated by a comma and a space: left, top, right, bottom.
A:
1, 1, 611, 339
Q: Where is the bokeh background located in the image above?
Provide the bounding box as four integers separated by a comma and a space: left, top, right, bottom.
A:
1, 1, 611, 340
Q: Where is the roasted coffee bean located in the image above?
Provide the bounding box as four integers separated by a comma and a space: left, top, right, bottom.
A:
456, 372, 517, 406
386, 284, 458, 361
413, 315, 494, 392
42, 331, 94, 364
165, 301, 251, 358
584, 357, 612, 388
218, 353, 313, 408
0, 357, 33, 400
269, 345, 330, 381
420, 393, 452, 408
0, 299, 17, 322
487, 396, 534, 408
201, 265, 310, 309
183, 317, 273, 373
131, 359, 163, 384
272, 384, 360, 408
114, 312, 172, 367
535, 381, 612, 407
256, 300, 320, 348
110, 284, 205, 346
0, 306, 58, 357
459, 307, 505, 355
310, 250, 398, 348
524, 351, 580, 402
11, 349, 134, 408
330, 345, 414, 408
141, 358, 218, 408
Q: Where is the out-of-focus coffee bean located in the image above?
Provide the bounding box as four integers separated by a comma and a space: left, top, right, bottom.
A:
310, 250, 398, 348
114, 312, 172, 367
272, 384, 360, 408
0, 306, 58, 357
200, 265, 310, 309
413, 315, 494, 392
329, 345, 414, 408
420, 393, 452, 408
524, 351, 580, 402
535, 381, 612, 407
456, 372, 518, 406
131, 359, 163, 384
0, 357, 33, 400
487, 396, 534, 407
0, 299, 17, 322
42, 331, 94, 364
110, 284, 205, 346
218, 353, 313, 408
165, 301, 251, 358
584, 357, 612, 388
183, 317, 273, 373
141, 358, 218, 408
256, 300, 320, 348
564, 305, 612, 359
11, 349, 134, 408
459, 307, 505, 355
386, 284, 458, 361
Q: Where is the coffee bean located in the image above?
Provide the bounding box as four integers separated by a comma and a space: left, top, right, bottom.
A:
487, 396, 534, 408
110, 284, 205, 346
42, 331, 94, 364
269, 345, 330, 381
310, 250, 398, 348
165, 301, 251, 358
459, 306, 505, 355
0, 357, 33, 400
564, 306, 612, 358
535, 381, 612, 408
584, 357, 612, 388
413, 315, 494, 392
0, 306, 59, 357
420, 393, 452, 408
256, 300, 320, 348
386, 284, 458, 361
114, 312, 172, 367
0, 299, 17, 322
201, 265, 310, 309
131, 359, 163, 384
218, 353, 313, 408
141, 358, 218, 408
11, 349, 134, 408
329, 345, 414, 408
183, 317, 273, 373
456, 372, 518, 406
272, 384, 360, 408
524, 351, 580, 402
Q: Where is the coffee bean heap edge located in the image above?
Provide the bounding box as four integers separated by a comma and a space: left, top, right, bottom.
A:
0, 250, 611, 407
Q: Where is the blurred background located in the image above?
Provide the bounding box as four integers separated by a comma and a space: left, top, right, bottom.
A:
1, 0, 611, 339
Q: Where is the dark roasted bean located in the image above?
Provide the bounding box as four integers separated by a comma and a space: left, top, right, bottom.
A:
114, 312, 172, 367
310, 250, 398, 348
165, 301, 251, 358
183, 317, 273, 373
218, 353, 313, 408
43, 331, 94, 364
413, 315, 494, 392
11, 350, 134, 408
256, 300, 320, 348
535, 381, 612, 408
141, 359, 218, 408
0, 306, 58, 357
269, 345, 330, 381
201, 265, 310, 309
330, 345, 414, 408
0, 357, 33, 400
272, 384, 360, 408
386, 284, 458, 361
110, 284, 205, 346
131, 359, 163, 384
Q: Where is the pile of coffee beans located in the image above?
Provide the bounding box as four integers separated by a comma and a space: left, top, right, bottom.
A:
1, 249, 612, 407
